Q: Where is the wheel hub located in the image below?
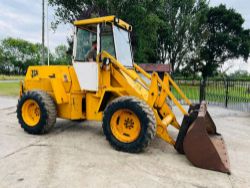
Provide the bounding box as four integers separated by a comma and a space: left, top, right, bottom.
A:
124, 118, 134, 129
21, 99, 40, 127
110, 109, 141, 143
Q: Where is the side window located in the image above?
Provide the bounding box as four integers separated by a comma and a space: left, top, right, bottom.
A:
75, 28, 97, 62
100, 24, 116, 57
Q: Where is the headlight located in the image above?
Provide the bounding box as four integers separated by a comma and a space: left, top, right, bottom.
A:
114, 17, 119, 24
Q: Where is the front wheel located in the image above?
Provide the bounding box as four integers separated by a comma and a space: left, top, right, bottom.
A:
102, 96, 156, 153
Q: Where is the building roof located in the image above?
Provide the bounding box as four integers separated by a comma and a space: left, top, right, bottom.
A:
139, 63, 172, 73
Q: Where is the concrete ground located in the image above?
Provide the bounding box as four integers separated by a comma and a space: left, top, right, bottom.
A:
0, 97, 250, 188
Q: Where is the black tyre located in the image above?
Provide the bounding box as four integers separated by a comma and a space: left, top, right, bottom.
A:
102, 96, 156, 153
17, 90, 57, 134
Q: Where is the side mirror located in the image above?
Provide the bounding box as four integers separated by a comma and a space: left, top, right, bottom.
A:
103, 58, 111, 65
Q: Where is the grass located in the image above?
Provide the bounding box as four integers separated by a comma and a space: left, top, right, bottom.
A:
0, 75, 24, 81
172, 85, 200, 100
0, 75, 23, 96
0, 75, 249, 103
0, 82, 20, 96
172, 83, 250, 103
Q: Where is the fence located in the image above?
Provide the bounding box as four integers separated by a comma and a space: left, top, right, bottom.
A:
172, 78, 250, 112
172, 79, 200, 104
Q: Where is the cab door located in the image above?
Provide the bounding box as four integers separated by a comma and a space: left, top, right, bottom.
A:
73, 62, 99, 91
72, 24, 100, 91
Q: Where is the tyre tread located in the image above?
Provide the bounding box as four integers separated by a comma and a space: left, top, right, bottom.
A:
17, 90, 57, 134
102, 96, 156, 153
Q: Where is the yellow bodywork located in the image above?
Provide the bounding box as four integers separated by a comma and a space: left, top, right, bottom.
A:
74, 15, 132, 31
21, 50, 192, 146
23, 66, 84, 120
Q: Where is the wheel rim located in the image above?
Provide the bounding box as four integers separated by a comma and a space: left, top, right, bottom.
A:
110, 109, 141, 143
21, 99, 41, 127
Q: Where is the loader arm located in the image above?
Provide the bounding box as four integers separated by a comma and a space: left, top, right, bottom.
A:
99, 51, 230, 173
99, 51, 194, 145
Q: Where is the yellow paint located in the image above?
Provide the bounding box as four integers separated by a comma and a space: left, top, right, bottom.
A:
70, 93, 85, 119
98, 51, 149, 100
147, 72, 159, 107
74, 15, 132, 31
154, 111, 175, 145
51, 79, 69, 104
21, 99, 40, 126
134, 63, 151, 80
162, 114, 174, 126
167, 74, 192, 106
85, 93, 102, 120
156, 75, 169, 108
110, 109, 141, 143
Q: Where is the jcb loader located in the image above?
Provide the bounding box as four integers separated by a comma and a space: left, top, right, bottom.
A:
17, 16, 230, 173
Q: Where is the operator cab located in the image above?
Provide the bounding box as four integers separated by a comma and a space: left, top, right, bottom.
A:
72, 16, 133, 91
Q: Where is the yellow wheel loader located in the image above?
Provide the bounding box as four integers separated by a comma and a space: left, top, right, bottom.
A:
17, 16, 230, 173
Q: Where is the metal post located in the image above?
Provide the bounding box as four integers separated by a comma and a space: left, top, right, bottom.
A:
42, 0, 45, 65
46, 0, 50, 66
199, 79, 205, 103
225, 79, 229, 108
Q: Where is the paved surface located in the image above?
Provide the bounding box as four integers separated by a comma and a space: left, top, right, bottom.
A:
0, 97, 250, 188
0, 80, 19, 83
0, 96, 18, 109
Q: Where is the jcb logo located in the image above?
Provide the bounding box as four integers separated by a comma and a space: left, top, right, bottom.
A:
31, 70, 38, 78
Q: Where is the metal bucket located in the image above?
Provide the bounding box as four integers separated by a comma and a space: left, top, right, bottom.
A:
175, 101, 230, 173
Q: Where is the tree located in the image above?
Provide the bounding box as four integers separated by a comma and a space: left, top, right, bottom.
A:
52, 45, 71, 65
199, 5, 250, 79
182, 0, 209, 78
0, 46, 6, 74
0, 38, 43, 75
0, 37, 73, 75
157, 0, 209, 72
229, 70, 250, 79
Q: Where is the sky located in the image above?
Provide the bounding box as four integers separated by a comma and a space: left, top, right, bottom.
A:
0, 0, 72, 51
0, 0, 249, 73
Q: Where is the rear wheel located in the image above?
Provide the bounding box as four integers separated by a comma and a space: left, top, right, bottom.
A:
102, 96, 156, 153
17, 91, 57, 134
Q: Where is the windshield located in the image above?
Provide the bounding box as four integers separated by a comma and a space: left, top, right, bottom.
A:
100, 24, 116, 57
113, 26, 133, 67
75, 28, 97, 61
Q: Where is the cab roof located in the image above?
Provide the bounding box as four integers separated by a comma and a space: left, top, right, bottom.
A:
73, 15, 132, 32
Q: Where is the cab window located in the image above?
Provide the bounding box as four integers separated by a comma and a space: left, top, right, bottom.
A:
100, 24, 116, 57
75, 26, 97, 62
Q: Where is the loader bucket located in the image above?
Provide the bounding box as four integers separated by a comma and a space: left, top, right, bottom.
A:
175, 101, 230, 173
